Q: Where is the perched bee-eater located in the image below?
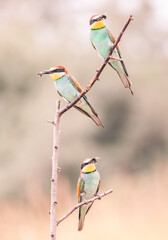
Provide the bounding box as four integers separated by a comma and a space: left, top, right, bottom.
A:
77, 157, 100, 231
90, 14, 133, 95
38, 66, 103, 127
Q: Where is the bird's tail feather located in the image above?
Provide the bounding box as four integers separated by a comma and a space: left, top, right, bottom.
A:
108, 62, 133, 95
74, 106, 104, 127
78, 217, 84, 231
116, 72, 133, 95
90, 114, 104, 127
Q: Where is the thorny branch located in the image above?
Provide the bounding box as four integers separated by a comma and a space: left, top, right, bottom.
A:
56, 189, 113, 226
59, 15, 133, 116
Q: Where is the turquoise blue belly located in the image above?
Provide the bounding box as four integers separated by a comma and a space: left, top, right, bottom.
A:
82, 171, 100, 199
91, 28, 125, 75
54, 75, 77, 102
91, 28, 111, 59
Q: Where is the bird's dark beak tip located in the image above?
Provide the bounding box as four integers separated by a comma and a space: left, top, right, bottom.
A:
37, 73, 43, 77
92, 157, 98, 163
102, 14, 107, 19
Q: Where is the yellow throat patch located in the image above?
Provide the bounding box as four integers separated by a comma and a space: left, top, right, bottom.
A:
82, 163, 96, 173
90, 20, 106, 30
49, 72, 65, 80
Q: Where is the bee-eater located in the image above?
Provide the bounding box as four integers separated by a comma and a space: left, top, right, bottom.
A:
77, 157, 100, 231
38, 66, 104, 127
90, 14, 133, 95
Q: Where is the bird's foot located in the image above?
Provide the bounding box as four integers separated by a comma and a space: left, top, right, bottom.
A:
94, 194, 101, 200
83, 198, 89, 205
80, 191, 86, 197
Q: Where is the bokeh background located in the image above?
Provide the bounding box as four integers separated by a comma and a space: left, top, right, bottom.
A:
1, 0, 168, 239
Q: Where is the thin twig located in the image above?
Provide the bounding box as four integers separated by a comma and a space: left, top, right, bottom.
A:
56, 189, 113, 226
50, 100, 61, 240
59, 15, 133, 116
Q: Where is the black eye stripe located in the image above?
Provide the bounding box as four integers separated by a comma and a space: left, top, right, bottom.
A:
51, 68, 65, 73
90, 18, 97, 25
90, 15, 106, 25
81, 162, 87, 169
81, 158, 97, 169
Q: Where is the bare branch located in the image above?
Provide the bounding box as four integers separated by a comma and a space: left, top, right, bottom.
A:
50, 100, 61, 240
59, 15, 133, 116
56, 188, 113, 226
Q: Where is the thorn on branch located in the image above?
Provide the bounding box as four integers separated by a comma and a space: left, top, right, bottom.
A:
54, 201, 57, 205
47, 120, 55, 125
48, 211, 51, 215
51, 234, 54, 238
51, 178, 54, 182
55, 145, 58, 149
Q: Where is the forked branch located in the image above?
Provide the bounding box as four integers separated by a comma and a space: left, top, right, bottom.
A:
45, 15, 133, 240
59, 15, 133, 116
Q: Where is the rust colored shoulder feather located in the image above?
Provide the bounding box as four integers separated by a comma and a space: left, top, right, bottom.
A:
69, 74, 83, 92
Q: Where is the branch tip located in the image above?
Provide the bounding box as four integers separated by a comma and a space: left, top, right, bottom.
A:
130, 15, 133, 20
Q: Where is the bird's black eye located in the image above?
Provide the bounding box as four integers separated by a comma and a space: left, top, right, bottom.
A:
90, 15, 106, 25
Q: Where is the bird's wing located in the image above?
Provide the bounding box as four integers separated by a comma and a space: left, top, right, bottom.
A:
108, 30, 120, 54
69, 74, 99, 117
82, 95, 99, 117
91, 41, 96, 50
96, 180, 101, 194
77, 177, 85, 203
107, 30, 129, 76
69, 74, 83, 92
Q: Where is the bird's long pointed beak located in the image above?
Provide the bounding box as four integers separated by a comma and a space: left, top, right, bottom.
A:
92, 157, 100, 164
101, 14, 106, 20
37, 69, 52, 77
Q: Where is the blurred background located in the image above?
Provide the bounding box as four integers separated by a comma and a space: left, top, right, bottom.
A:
0, 0, 168, 239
